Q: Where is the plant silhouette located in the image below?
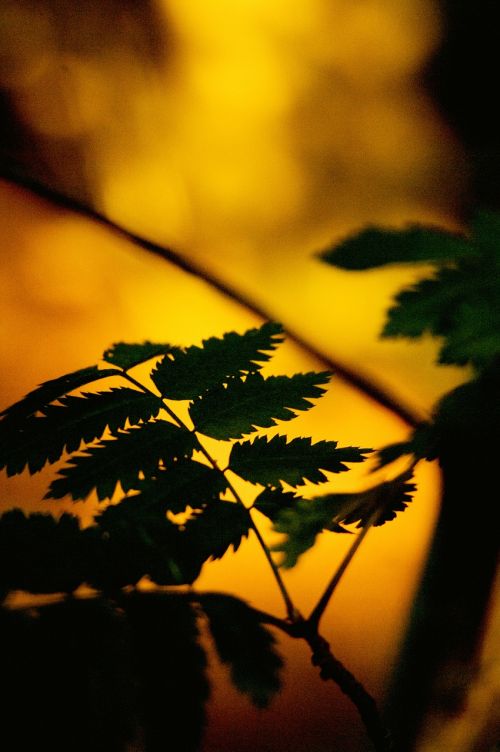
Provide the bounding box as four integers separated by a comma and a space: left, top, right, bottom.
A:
321, 210, 500, 749
0, 321, 409, 752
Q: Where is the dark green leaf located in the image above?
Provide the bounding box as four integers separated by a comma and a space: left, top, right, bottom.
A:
253, 486, 298, 521
200, 593, 282, 708
383, 261, 500, 370
190, 371, 331, 440
229, 434, 371, 487
318, 470, 417, 528
124, 593, 209, 752
375, 423, 438, 468
183, 501, 251, 560
150, 321, 283, 400
272, 472, 415, 567
0, 388, 160, 476
383, 267, 464, 339
0, 365, 120, 420
271, 497, 350, 568
134, 458, 227, 513
102, 341, 173, 370
320, 226, 473, 269
46, 420, 195, 501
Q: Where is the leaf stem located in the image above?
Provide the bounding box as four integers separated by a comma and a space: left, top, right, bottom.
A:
1, 169, 422, 428
118, 369, 297, 621
308, 507, 380, 628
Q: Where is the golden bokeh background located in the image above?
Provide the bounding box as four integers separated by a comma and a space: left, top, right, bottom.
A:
0, 1, 497, 750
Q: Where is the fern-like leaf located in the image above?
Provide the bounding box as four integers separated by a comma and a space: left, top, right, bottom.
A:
190, 372, 331, 440
0, 388, 160, 476
199, 594, 282, 707
321, 213, 500, 373
229, 434, 371, 487
150, 322, 283, 400
46, 421, 195, 501
272, 471, 416, 567
102, 341, 174, 370
0, 365, 120, 420
319, 471, 417, 528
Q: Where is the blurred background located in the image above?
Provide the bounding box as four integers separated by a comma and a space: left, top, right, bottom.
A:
0, 1, 498, 750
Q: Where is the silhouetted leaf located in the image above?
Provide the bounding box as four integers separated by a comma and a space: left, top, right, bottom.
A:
0, 365, 120, 420
271, 499, 350, 568
124, 593, 209, 752
103, 341, 173, 370
150, 322, 283, 400
375, 423, 438, 468
183, 501, 251, 560
229, 434, 371, 487
90, 499, 204, 588
272, 472, 415, 567
0, 388, 160, 476
320, 225, 474, 269
322, 213, 500, 373
200, 593, 282, 707
190, 371, 331, 440
253, 486, 299, 521
134, 458, 228, 513
319, 471, 417, 528
46, 421, 195, 501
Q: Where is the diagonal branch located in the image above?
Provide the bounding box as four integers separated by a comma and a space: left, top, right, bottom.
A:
0, 168, 422, 428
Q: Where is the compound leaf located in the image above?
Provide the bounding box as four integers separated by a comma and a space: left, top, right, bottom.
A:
318, 470, 417, 528
46, 421, 196, 501
320, 225, 474, 270
190, 371, 331, 440
229, 434, 371, 487
0, 388, 160, 476
272, 471, 415, 567
103, 341, 173, 370
0, 365, 120, 421
150, 322, 284, 400
199, 593, 282, 708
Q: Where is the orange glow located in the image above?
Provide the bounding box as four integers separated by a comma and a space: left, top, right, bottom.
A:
0, 1, 492, 749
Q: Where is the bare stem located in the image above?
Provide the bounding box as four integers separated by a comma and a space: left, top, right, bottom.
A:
119, 369, 296, 621
1, 169, 422, 428
309, 508, 380, 628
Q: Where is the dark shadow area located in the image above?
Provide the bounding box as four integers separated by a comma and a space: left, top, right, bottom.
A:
425, 0, 500, 209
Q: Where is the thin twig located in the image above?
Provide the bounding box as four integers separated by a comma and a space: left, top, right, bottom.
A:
0, 169, 422, 428
309, 507, 380, 628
